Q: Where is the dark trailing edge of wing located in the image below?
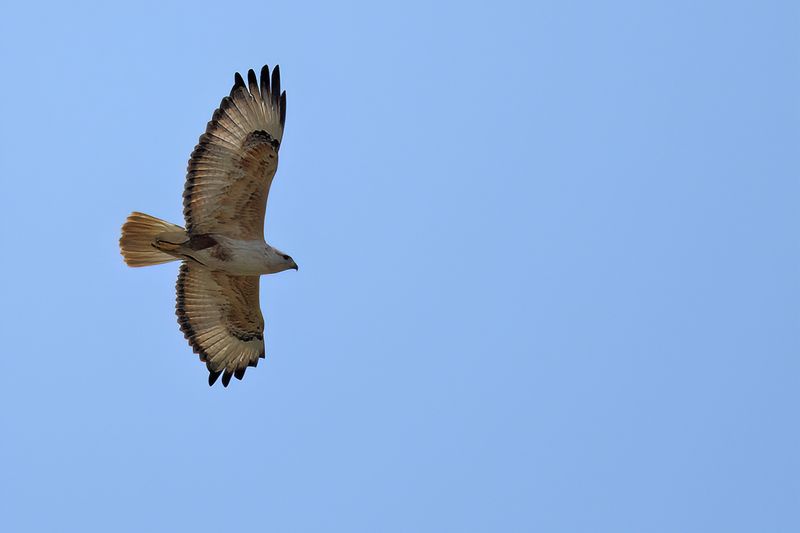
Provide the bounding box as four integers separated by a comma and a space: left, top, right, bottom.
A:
176, 263, 213, 379
176, 262, 222, 385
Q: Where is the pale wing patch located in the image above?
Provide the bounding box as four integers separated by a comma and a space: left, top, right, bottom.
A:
183, 65, 287, 240
176, 262, 265, 386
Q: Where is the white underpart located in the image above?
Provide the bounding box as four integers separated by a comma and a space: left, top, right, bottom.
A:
189, 235, 284, 275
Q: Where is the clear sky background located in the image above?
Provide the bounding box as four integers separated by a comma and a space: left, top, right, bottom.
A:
1, 1, 798, 531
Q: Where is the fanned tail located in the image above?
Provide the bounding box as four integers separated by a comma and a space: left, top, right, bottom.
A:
119, 212, 186, 267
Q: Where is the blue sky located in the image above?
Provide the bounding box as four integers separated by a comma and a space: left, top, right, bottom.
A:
1, 1, 798, 531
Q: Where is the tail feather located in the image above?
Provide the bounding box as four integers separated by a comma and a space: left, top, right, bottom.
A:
120, 212, 186, 267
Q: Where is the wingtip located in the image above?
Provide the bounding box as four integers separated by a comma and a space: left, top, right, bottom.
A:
247, 69, 258, 96
280, 91, 287, 128
271, 66, 281, 105
231, 72, 245, 96
260, 65, 270, 97
222, 371, 233, 387
208, 370, 222, 386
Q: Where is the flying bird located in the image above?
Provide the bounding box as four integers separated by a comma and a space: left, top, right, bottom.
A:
119, 65, 296, 387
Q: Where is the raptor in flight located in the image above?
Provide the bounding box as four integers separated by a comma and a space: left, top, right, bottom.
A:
120, 65, 297, 387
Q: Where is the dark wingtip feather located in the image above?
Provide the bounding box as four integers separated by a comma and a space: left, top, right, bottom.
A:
234, 367, 246, 380
271, 65, 281, 105
260, 65, 270, 99
208, 370, 222, 386
231, 72, 245, 96
222, 371, 232, 387
280, 91, 287, 128
247, 69, 258, 96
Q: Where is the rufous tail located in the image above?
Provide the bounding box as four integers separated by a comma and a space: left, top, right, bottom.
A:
119, 212, 186, 267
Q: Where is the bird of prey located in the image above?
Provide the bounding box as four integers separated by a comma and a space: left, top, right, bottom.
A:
119, 65, 297, 387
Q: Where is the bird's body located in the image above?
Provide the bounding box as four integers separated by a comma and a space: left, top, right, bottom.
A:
119, 65, 296, 387
156, 233, 293, 276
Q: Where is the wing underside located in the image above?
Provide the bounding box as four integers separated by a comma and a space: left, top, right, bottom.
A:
183, 65, 287, 240
176, 262, 265, 387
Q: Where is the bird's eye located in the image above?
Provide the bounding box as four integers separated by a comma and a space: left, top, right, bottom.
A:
282, 254, 290, 260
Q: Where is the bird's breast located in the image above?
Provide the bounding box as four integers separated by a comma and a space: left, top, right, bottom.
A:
188, 237, 269, 275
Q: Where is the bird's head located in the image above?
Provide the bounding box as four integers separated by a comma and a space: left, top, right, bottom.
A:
273, 248, 298, 272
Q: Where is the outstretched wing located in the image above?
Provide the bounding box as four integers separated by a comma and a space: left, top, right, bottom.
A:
183, 65, 287, 240
176, 262, 265, 387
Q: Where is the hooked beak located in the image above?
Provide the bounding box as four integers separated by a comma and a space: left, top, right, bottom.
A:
291, 261, 299, 271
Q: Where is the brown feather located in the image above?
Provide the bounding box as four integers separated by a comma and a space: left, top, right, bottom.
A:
182, 65, 285, 240
175, 262, 265, 386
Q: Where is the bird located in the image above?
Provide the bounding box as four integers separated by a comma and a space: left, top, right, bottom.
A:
119, 65, 297, 387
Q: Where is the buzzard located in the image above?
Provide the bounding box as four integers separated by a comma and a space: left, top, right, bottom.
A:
119, 65, 297, 387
